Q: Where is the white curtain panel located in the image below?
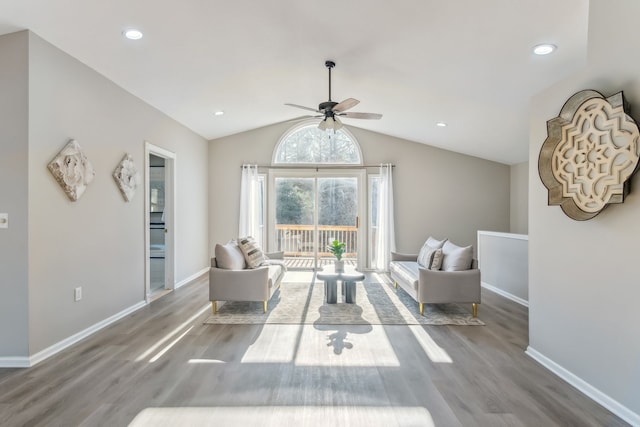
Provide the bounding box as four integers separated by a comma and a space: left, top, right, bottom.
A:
238, 164, 262, 247
375, 163, 396, 271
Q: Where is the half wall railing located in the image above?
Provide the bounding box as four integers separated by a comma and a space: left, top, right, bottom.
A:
276, 224, 357, 257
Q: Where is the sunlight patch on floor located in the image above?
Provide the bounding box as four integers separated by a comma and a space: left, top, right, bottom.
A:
294, 325, 399, 367
149, 326, 193, 363
136, 303, 210, 362
241, 325, 301, 364
282, 270, 315, 284
370, 272, 391, 283
239, 323, 401, 367
129, 405, 435, 427
408, 325, 453, 364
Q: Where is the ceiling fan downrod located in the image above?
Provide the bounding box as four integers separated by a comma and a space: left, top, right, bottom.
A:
321, 60, 337, 111
326, 60, 335, 101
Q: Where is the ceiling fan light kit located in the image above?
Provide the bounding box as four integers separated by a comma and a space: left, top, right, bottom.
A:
285, 60, 382, 131
319, 115, 343, 131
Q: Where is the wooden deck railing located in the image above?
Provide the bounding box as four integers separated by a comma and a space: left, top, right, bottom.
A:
276, 224, 357, 257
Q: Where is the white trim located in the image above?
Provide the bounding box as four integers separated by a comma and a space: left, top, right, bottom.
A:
26, 301, 147, 368
0, 357, 31, 368
481, 281, 529, 307
175, 267, 209, 289
146, 142, 175, 159
272, 119, 363, 166
526, 347, 640, 426
477, 230, 528, 240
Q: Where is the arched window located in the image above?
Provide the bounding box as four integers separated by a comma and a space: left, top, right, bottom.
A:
273, 122, 362, 165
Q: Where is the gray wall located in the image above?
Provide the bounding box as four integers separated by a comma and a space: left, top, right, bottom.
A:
0, 31, 29, 359
0, 31, 209, 358
510, 161, 528, 234
529, 0, 640, 418
209, 123, 510, 259
478, 232, 528, 304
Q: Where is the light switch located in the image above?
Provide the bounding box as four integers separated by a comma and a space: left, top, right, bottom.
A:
0, 213, 7, 229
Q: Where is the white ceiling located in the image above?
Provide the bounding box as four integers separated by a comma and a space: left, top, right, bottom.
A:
0, 0, 590, 164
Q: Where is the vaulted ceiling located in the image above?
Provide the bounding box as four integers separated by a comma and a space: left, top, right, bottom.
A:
0, 0, 590, 164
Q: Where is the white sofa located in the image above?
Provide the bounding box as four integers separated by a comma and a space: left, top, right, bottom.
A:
209, 239, 286, 314
389, 237, 481, 317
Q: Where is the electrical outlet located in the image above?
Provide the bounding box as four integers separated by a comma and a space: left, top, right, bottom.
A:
0, 213, 7, 229
74, 287, 82, 301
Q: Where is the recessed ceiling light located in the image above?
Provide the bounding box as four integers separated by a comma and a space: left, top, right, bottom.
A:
214, 111, 225, 116
123, 29, 143, 40
436, 121, 447, 127
533, 43, 556, 55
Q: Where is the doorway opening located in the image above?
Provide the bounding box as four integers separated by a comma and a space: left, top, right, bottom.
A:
149, 154, 166, 295
145, 143, 176, 302
269, 169, 365, 271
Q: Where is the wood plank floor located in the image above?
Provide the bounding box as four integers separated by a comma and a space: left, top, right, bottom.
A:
0, 273, 629, 426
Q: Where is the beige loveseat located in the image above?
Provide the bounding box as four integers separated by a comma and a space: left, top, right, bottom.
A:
209, 239, 286, 314
389, 237, 481, 317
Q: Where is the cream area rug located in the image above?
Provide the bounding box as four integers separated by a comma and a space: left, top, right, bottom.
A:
203, 279, 484, 326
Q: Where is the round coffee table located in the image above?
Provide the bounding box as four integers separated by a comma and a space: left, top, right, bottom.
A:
317, 266, 365, 304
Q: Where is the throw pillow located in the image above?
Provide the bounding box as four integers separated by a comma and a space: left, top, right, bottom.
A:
237, 236, 266, 269
430, 248, 444, 270
214, 240, 246, 270
426, 236, 447, 248
417, 236, 447, 268
417, 244, 437, 268
441, 241, 473, 271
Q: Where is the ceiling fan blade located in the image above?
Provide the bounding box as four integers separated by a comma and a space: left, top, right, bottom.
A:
284, 103, 320, 113
340, 112, 383, 120
332, 98, 359, 113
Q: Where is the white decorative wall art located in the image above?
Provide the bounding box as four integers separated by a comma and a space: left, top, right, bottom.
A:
539, 90, 640, 220
47, 139, 95, 202
113, 153, 140, 202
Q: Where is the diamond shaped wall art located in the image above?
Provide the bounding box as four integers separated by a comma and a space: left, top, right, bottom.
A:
113, 153, 140, 202
538, 90, 640, 220
47, 139, 95, 202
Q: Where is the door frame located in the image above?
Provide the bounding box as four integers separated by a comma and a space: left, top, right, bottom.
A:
267, 168, 366, 270
144, 142, 176, 302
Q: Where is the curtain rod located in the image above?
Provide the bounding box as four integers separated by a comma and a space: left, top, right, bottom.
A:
241, 164, 395, 170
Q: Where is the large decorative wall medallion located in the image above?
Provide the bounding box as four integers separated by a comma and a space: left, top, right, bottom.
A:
538, 90, 640, 220
47, 139, 95, 202
113, 153, 140, 202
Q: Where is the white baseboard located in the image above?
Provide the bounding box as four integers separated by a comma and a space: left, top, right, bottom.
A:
481, 281, 529, 307
26, 300, 148, 368
526, 346, 640, 426
175, 267, 209, 290
4, 270, 209, 369
0, 356, 31, 368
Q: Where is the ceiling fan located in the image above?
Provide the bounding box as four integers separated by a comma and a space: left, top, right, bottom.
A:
285, 60, 382, 131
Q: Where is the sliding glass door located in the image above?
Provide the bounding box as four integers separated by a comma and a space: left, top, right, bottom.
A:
269, 169, 365, 270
